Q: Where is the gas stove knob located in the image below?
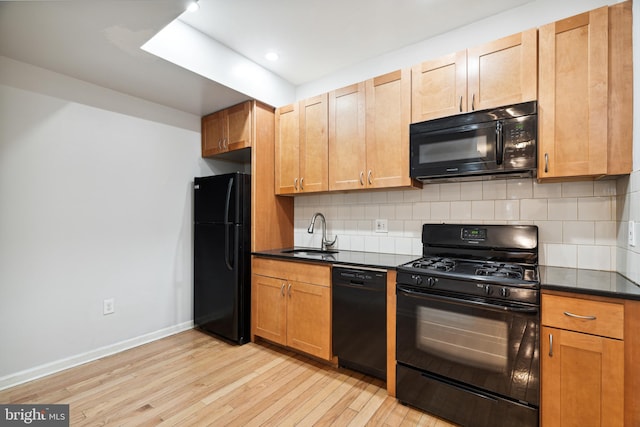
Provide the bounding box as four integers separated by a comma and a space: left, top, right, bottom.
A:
427, 277, 437, 287
484, 284, 493, 295
500, 287, 510, 298
412, 275, 423, 286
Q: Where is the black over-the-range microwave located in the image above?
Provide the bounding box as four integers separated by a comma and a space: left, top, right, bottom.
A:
409, 101, 537, 182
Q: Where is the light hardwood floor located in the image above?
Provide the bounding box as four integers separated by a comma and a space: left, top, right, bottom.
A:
0, 330, 457, 426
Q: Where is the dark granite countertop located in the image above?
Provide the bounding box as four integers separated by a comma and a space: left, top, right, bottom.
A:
540, 266, 640, 301
255, 249, 640, 300
252, 247, 418, 270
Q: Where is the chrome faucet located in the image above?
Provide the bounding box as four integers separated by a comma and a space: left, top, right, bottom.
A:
307, 212, 337, 251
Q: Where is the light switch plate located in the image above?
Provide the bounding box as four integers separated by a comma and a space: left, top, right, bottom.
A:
629, 221, 636, 247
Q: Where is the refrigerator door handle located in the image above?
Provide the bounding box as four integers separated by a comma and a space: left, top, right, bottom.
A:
224, 224, 234, 270
224, 177, 234, 225
224, 178, 234, 270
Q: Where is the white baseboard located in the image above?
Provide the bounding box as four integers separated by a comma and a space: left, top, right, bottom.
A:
0, 321, 194, 391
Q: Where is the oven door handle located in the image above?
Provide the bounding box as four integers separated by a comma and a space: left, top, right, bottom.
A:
397, 286, 538, 314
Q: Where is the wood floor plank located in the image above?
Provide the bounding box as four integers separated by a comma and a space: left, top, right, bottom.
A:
294, 371, 375, 425
0, 329, 457, 426
311, 373, 368, 427
379, 397, 411, 426
275, 370, 359, 426
348, 386, 389, 426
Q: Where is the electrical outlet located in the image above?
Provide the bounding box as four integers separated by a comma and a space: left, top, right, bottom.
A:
629, 221, 636, 247
375, 219, 388, 233
103, 298, 115, 315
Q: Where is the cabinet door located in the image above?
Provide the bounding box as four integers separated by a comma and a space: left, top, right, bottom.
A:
299, 94, 328, 193
226, 101, 252, 151
538, 7, 608, 179
275, 103, 300, 195
541, 326, 624, 427
328, 83, 366, 191
253, 274, 287, 346
411, 51, 467, 122
467, 29, 537, 111
365, 69, 413, 189
287, 281, 331, 360
201, 110, 226, 157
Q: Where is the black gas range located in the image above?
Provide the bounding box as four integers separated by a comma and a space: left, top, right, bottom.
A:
396, 224, 540, 427
398, 223, 539, 303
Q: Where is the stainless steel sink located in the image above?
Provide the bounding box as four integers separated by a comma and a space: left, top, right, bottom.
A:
281, 248, 339, 256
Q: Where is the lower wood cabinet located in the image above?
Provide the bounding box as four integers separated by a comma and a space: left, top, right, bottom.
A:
541, 292, 625, 426
251, 257, 331, 361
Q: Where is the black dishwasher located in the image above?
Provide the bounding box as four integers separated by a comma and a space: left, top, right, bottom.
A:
332, 266, 387, 380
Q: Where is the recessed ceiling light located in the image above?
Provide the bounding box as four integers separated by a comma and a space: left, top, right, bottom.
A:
265, 52, 279, 61
186, 0, 199, 12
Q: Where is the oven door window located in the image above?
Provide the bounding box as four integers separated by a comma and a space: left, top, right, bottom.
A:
396, 288, 539, 406
410, 122, 498, 177
416, 306, 508, 373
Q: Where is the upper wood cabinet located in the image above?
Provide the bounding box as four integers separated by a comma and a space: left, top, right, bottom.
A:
299, 94, 329, 193
201, 101, 252, 158
411, 51, 467, 122
328, 83, 366, 191
538, 2, 632, 180
275, 102, 299, 195
328, 71, 420, 191
411, 29, 537, 122
275, 95, 329, 195
366, 70, 418, 189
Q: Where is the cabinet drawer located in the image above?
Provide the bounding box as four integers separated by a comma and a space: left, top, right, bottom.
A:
252, 257, 330, 286
542, 294, 624, 339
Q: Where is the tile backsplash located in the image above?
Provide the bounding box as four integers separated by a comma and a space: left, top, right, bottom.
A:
294, 178, 622, 271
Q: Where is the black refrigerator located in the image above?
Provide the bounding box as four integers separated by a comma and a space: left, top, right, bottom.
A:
194, 172, 251, 344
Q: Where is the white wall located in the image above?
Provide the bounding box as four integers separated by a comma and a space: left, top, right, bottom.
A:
0, 57, 245, 388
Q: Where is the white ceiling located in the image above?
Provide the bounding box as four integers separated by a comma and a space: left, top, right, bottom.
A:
180, 0, 532, 86
0, 0, 533, 116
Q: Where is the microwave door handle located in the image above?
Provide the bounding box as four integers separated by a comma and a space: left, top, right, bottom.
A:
495, 121, 503, 165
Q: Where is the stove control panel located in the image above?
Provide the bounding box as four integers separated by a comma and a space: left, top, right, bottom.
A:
410, 275, 440, 288
481, 285, 512, 297
397, 271, 539, 305
461, 227, 487, 241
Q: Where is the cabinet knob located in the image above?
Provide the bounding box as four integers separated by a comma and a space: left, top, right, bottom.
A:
294, 178, 298, 190
367, 170, 373, 185
280, 283, 285, 296
287, 283, 292, 297
459, 95, 463, 112
471, 93, 476, 111
359, 171, 365, 186
300, 177, 304, 190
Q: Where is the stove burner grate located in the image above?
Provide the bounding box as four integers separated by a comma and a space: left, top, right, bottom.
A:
475, 263, 524, 279
412, 257, 456, 272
